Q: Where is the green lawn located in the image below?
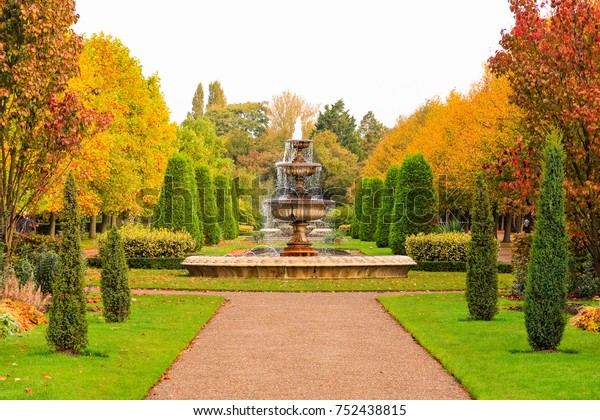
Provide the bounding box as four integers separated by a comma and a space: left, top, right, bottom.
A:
85, 268, 514, 292
0, 294, 223, 399
379, 293, 600, 399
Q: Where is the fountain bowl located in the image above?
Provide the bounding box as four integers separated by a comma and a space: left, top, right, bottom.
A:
181, 255, 417, 279
267, 197, 335, 223
288, 139, 312, 150
276, 161, 321, 178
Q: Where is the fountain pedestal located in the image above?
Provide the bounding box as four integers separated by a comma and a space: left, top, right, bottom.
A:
280, 222, 318, 256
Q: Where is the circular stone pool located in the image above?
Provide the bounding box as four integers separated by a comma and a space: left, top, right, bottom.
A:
181, 255, 417, 279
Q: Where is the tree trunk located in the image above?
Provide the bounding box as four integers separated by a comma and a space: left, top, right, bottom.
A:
49, 212, 56, 238
89, 215, 97, 239
493, 211, 500, 237
503, 211, 512, 243
515, 215, 523, 233
111, 215, 117, 227
100, 214, 109, 233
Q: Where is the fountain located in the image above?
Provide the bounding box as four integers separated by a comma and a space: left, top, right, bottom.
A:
182, 120, 417, 279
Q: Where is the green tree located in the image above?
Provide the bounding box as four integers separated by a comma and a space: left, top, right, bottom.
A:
312, 100, 362, 157
389, 154, 436, 255
375, 165, 401, 248
100, 227, 130, 323
214, 175, 238, 240
195, 165, 221, 245
154, 154, 203, 248
524, 132, 568, 351
465, 173, 498, 320
177, 117, 233, 172
359, 177, 384, 242
312, 130, 360, 203
358, 111, 387, 160
190, 82, 204, 118
207, 80, 226, 111
46, 173, 87, 354
205, 102, 269, 138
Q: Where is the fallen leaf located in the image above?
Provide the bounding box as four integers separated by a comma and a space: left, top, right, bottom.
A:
161, 375, 170, 381
42, 375, 52, 380
14, 378, 21, 381
0, 376, 6, 381
25, 388, 32, 394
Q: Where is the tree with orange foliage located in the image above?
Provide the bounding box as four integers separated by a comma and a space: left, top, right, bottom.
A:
40, 33, 177, 235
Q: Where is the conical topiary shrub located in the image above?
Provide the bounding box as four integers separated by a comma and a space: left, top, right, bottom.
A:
350, 179, 364, 239
359, 177, 384, 242
524, 131, 568, 351
195, 165, 221, 245
100, 227, 130, 323
375, 165, 401, 248
389, 154, 436, 255
46, 172, 88, 354
465, 173, 498, 320
154, 153, 203, 248
214, 174, 239, 240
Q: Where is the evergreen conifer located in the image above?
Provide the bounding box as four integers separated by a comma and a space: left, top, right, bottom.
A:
359, 177, 384, 242
46, 173, 88, 354
524, 132, 568, 351
375, 166, 400, 247
195, 165, 221, 245
465, 173, 498, 320
389, 154, 436, 254
154, 154, 203, 248
214, 174, 238, 240
100, 227, 130, 322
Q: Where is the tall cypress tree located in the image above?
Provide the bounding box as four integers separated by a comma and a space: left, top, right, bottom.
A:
207, 80, 227, 111
46, 173, 87, 354
375, 166, 401, 248
214, 174, 238, 240
524, 132, 568, 351
190, 82, 204, 118
155, 154, 203, 248
195, 165, 221, 245
359, 177, 384, 242
100, 227, 130, 323
465, 173, 498, 320
389, 154, 436, 255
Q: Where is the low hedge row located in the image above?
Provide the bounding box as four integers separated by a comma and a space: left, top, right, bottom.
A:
405, 232, 471, 262
97, 224, 196, 258
88, 257, 184, 270
412, 260, 512, 273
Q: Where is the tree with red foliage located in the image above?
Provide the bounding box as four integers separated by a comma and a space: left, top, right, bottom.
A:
484, 137, 541, 216
0, 0, 107, 259
489, 0, 600, 275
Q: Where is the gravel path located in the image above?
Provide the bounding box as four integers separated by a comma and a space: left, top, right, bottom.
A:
145, 292, 470, 400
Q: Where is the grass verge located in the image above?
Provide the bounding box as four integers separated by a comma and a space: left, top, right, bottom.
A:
378, 293, 600, 399
85, 268, 513, 292
0, 294, 223, 399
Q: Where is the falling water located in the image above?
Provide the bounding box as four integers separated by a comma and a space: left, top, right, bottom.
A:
275, 141, 322, 197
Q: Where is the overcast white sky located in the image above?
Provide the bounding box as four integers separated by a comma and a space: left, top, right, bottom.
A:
74, 0, 515, 128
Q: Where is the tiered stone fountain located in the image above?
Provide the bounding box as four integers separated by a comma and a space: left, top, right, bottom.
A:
267, 135, 334, 256
182, 120, 416, 279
